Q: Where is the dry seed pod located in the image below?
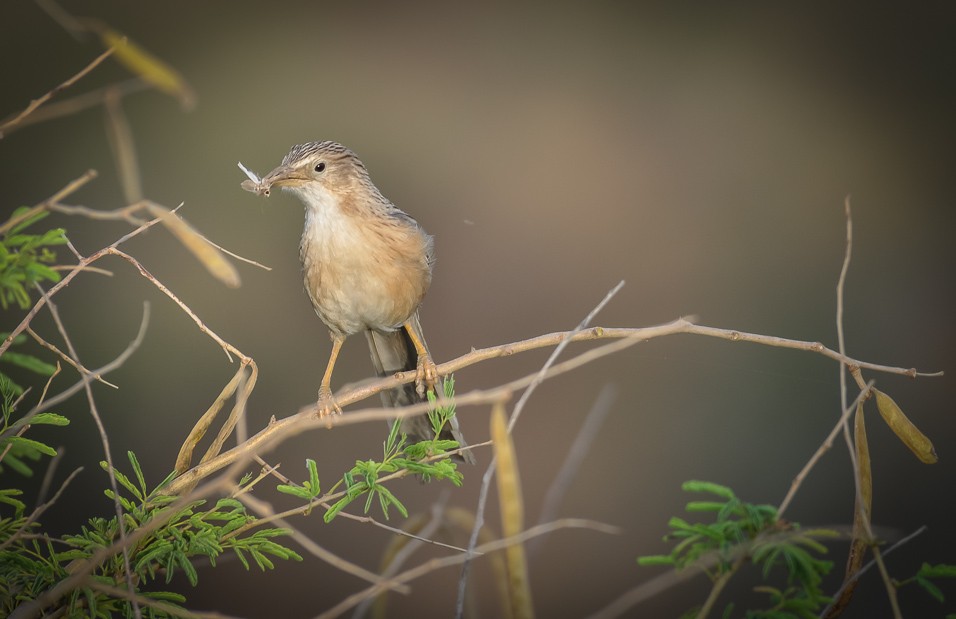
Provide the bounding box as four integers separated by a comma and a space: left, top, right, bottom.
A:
100, 28, 196, 109
144, 203, 240, 288
875, 389, 938, 464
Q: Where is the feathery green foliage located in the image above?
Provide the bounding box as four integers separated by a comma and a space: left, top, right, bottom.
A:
639, 481, 836, 619
275, 377, 465, 524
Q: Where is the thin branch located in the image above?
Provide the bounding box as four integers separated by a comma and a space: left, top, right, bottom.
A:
457, 280, 625, 619
531, 383, 617, 555
0, 169, 98, 236
352, 495, 450, 619
0, 46, 116, 136
166, 302, 941, 498
8, 454, 253, 619
225, 453, 477, 556
0, 78, 149, 136
0, 200, 162, 359
36, 446, 64, 505
34, 284, 141, 619
511, 280, 626, 432
10, 304, 150, 434
818, 526, 927, 618
330, 320, 938, 417
234, 492, 410, 593
777, 381, 874, 516
167, 328, 659, 495
314, 519, 620, 619
108, 248, 246, 363
35, 0, 89, 40
103, 88, 143, 204
50, 201, 148, 225
192, 228, 272, 271
0, 467, 83, 551
27, 327, 118, 389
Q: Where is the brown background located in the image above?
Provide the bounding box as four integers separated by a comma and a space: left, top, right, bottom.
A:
2, 2, 954, 617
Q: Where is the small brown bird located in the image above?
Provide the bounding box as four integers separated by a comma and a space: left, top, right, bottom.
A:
241, 140, 473, 463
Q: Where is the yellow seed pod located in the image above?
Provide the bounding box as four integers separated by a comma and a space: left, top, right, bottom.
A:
875, 389, 938, 464
101, 29, 196, 109
145, 203, 240, 289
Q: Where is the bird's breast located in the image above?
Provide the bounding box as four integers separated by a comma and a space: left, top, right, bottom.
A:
299, 203, 431, 336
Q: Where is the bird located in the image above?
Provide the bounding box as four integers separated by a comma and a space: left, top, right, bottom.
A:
241, 140, 474, 463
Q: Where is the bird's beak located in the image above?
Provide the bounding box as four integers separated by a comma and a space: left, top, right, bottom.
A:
258, 163, 309, 194
240, 162, 311, 197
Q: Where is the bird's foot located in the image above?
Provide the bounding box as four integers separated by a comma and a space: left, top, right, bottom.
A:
316, 385, 342, 426
415, 354, 439, 399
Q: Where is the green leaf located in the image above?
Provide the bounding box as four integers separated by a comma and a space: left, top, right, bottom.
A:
276, 484, 315, 500
920, 563, 956, 579
13, 412, 69, 427
385, 418, 402, 455
8, 207, 50, 234
99, 460, 144, 501
681, 480, 735, 500
685, 501, 726, 512
916, 575, 945, 603
26, 262, 61, 284
1, 451, 35, 476
375, 485, 408, 519
306, 458, 320, 495
0, 488, 26, 512
39, 228, 68, 246
128, 451, 148, 497
0, 351, 57, 376
324, 496, 352, 523
637, 555, 675, 566
8, 435, 57, 457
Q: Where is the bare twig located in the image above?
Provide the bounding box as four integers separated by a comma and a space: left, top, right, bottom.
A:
512, 280, 626, 432
819, 526, 927, 618
36, 446, 64, 505
8, 454, 252, 619
337, 321, 937, 415
777, 381, 874, 516
27, 327, 118, 389
531, 383, 617, 554
103, 88, 142, 204
0, 46, 115, 137
49, 201, 148, 225
0, 200, 162, 359
108, 248, 247, 362
10, 305, 150, 434
352, 495, 450, 619
456, 281, 624, 619
167, 327, 660, 495
315, 519, 620, 619
35, 0, 88, 40
234, 492, 410, 592
0, 467, 83, 551
0, 169, 98, 236
34, 284, 141, 619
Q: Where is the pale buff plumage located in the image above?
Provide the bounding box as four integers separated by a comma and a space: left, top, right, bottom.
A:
243, 141, 472, 463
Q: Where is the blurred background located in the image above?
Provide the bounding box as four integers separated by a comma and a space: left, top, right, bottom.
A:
2, 2, 954, 617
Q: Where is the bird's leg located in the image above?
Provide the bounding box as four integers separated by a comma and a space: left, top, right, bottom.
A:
317, 332, 345, 419
403, 319, 437, 398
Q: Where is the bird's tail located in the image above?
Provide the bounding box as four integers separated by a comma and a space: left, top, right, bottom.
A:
365, 313, 474, 464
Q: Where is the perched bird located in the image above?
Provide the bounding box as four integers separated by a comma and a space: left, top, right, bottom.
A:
241, 141, 473, 463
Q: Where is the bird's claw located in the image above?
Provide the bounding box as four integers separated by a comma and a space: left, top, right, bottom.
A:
415, 355, 439, 398
316, 385, 342, 427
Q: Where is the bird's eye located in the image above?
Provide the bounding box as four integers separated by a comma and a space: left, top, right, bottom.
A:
314, 162, 326, 172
